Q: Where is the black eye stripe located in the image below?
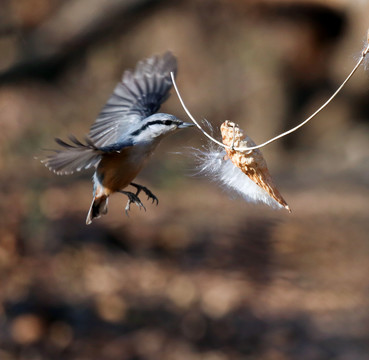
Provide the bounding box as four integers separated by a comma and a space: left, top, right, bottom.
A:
130, 119, 177, 136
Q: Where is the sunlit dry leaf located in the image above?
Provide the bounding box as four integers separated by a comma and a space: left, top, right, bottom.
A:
221, 121, 290, 212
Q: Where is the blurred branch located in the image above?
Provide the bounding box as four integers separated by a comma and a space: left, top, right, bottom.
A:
0, 26, 18, 36
0, 0, 171, 82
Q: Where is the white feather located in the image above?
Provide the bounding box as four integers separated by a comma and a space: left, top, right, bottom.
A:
193, 144, 284, 210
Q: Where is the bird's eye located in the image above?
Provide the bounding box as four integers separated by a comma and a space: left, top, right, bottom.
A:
164, 120, 173, 126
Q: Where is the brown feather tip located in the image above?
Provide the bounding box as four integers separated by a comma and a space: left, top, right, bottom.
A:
220, 120, 291, 212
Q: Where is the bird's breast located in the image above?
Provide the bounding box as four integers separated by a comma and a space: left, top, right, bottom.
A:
96, 142, 156, 193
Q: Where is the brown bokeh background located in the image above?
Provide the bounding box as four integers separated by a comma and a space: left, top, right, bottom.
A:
1, 1, 369, 359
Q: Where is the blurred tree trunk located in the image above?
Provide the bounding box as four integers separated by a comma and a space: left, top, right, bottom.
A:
0, 0, 171, 81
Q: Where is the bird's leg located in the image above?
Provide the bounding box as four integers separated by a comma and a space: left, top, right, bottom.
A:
119, 190, 146, 216
130, 183, 159, 205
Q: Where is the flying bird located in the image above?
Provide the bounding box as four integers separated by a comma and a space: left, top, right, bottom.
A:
42, 52, 193, 224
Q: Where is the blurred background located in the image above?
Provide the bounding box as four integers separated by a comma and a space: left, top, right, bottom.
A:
1, 0, 369, 359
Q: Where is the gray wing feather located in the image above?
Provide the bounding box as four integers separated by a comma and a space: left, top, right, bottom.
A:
42, 135, 135, 175
89, 52, 177, 147
42, 136, 102, 175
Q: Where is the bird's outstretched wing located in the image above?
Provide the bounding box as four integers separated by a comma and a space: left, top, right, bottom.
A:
41, 135, 134, 175
41, 136, 103, 175
89, 52, 177, 147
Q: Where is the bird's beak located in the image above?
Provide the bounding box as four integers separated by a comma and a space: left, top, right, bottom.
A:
178, 122, 195, 129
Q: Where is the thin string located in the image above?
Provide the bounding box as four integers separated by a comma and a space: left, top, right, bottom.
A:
170, 72, 230, 149
171, 42, 369, 153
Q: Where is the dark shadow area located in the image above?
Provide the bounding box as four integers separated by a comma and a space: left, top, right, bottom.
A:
3, 292, 368, 359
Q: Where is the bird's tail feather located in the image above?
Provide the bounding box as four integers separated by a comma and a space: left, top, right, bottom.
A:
86, 195, 109, 225
41, 136, 102, 175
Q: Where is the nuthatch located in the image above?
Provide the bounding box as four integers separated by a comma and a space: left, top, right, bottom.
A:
42, 52, 193, 224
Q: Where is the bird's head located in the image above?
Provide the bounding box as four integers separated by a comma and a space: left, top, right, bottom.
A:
131, 113, 194, 143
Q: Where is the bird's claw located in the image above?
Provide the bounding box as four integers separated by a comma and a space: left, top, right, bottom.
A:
144, 188, 159, 205
120, 191, 146, 216
130, 183, 159, 206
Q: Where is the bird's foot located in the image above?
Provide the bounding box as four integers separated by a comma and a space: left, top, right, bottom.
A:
130, 183, 159, 205
119, 191, 146, 216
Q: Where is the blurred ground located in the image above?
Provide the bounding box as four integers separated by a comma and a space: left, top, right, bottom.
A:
1, 0, 369, 359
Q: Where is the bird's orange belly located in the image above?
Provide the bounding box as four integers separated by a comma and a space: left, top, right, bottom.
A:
97, 152, 145, 193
